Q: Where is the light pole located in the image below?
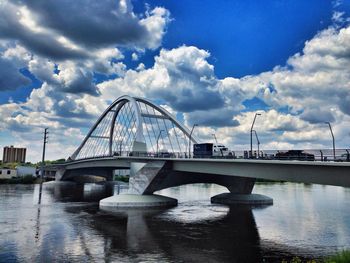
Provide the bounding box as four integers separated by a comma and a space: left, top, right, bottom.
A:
212, 134, 218, 143
119, 139, 123, 156
189, 124, 198, 158
250, 113, 261, 158
156, 130, 164, 156
325, 122, 336, 161
252, 130, 260, 158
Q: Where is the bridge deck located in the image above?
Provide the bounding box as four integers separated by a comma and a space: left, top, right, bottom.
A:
49, 157, 350, 188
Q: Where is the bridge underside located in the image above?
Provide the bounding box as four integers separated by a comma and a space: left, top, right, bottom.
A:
98, 160, 271, 208
55, 156, 349, 207
59, 161, 255, 195
61, 167, 115, 183
148, 171, 256, 194
130, 161, 256, 195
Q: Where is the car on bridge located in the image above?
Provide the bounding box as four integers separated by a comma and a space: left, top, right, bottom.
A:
275, 150, 315, 161
336, 153, 350, 162
156, 151, 172, 158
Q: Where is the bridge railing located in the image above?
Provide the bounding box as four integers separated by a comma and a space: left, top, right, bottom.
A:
68, 148, 350, 163
235, 149, 350, 162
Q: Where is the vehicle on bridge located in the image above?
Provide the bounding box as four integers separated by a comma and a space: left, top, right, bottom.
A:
193, 143, 235, 158
155, 151, 174, 158
275, 150, 315, 161
336, 153, 350, 162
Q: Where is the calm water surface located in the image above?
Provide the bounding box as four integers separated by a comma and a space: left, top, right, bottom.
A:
0, 182, 349, 262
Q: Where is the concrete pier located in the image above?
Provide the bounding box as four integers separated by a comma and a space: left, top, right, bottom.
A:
99, 194, 178, 210
211, 193, 273, 206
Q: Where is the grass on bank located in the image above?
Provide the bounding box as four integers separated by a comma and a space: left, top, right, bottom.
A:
114, 175, 129, 182
0, 175, 37, 184
324, 250, 350, 263
281, 250, 350, 263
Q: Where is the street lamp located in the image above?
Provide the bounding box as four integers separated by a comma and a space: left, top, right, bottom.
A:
250, 113, 261, 158
156, 130, 164, 156
252, 130, 260, 158
119, 139, 123, 156
189, 124, 198, 158
325, 122, 336, 161
212, 133, 218, 143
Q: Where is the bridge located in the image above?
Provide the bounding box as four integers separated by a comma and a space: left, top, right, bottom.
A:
53, 95, 350, 208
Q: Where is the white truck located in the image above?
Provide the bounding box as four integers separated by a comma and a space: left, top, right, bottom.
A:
193, 143, 235, 158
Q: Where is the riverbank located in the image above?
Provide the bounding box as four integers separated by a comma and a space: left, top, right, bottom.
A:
256, 178, 286, 183
0, 175, 43, 184
325, 250, 350, 262
282, 250, 350, 263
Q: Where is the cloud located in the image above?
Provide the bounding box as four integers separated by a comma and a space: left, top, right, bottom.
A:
0, 57, 31, 91
300, 108, 336, 124
99, 46, 225, 112
2, 17, 350, 160
0, 1, 170, 60
0, 0, 170, 94
0, 42, 32, 91
55, 62, 99, 96
131, 52, 139, 61
236, 25, 350, 119
184, 108, 240, 127
0, 2, 87, 60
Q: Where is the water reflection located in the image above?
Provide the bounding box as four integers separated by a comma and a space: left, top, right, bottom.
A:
37, 181, 114, 203
34, 204, 41, 242
83, 206, 261, 262
32, 183, 266, 262
1, 183, 349, 262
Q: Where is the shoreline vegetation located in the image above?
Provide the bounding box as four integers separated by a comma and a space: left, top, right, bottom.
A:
0, 159, 66, 184
281, 250, 350, 263
324, 250, 350, 263
0, 175, 39, 184
0, 158, 66, 169
256, 178, 287, 183
114, 175, 129, 182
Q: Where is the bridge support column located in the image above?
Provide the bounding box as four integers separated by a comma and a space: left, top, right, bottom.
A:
100, 160, 177, 210
55, 168, 66, 181
211, 178, 273, 206
211, 193, 273, 206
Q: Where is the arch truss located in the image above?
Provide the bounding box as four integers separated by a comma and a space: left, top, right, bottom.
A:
71, 95, 198, 160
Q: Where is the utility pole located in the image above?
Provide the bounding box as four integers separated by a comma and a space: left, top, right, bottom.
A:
38, 128, 48, 204
325, 122, 335, 161
250, 113, 261, 158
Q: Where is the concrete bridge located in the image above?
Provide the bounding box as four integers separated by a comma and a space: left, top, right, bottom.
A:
53, 95, 350, 208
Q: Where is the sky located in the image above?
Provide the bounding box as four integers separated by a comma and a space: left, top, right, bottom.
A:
0, 0, 350, 162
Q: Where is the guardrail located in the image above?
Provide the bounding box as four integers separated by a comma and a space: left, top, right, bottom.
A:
68, 149, 350, 163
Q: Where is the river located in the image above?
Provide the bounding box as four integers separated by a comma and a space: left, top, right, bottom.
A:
0, 182, 349, 262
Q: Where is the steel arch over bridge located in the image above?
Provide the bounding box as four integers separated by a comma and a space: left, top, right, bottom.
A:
71, 95, 198, 160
